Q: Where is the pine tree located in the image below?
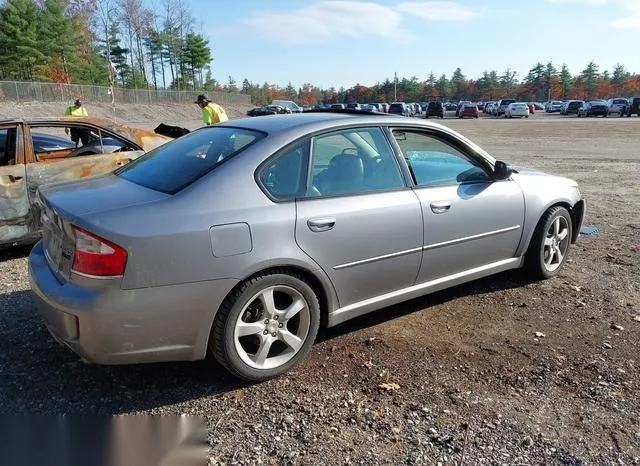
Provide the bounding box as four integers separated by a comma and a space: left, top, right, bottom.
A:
182, 33, 211, 89
581, 61, 599, 99
525, 63, 545, 100
0, 0, 44, 80
39, 0, 81, 80
611, 64, 629, 93
559, 64, 572, 99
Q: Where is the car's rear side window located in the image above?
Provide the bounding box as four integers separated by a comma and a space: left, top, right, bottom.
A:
115, 127, 264, 194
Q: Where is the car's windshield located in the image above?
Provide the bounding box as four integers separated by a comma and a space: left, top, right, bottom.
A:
115, 127, 265, 194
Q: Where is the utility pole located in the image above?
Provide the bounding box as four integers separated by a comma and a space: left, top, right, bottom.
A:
394, 72, 397, 102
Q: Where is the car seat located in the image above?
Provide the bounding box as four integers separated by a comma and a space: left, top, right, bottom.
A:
319, 153, 364, 196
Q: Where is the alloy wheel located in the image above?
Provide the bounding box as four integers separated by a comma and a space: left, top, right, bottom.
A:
233, 286, 311, 370
542, 216, 570, 272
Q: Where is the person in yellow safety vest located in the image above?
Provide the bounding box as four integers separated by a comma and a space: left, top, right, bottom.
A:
195, 94, 228, 125
64, 99, 90, 147
65, 99, 88, 117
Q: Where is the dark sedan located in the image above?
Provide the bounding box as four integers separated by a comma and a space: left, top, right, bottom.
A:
424, 102, 445, 119
561, 100, 583, 116
577, 101, 609, 117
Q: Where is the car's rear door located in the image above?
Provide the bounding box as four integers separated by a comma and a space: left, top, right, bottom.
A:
294, 127, 423, 308
0, 123, 31, 244
390, 128, 525, 283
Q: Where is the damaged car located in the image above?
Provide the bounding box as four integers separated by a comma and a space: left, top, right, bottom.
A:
0, 117, 171, 248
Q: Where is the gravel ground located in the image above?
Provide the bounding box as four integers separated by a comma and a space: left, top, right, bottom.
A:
0, 113, 639, 465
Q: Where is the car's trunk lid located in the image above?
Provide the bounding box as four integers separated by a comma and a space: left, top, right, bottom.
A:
38, 174, 170, 281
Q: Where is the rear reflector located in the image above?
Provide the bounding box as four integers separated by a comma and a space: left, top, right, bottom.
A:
71, 226, 127, 277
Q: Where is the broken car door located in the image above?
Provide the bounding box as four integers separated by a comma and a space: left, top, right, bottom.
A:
0, 124, 31, 246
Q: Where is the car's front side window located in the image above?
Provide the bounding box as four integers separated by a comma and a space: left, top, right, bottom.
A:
308, 127, 405, 197
392, 130, 490, 187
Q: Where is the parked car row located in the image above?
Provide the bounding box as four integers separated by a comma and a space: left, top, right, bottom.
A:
559, 97, 640, 117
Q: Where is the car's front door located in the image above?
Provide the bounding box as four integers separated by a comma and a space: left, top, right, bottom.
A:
295, 127, 423, 308
0, 124, 31, 245
391, 129, 525, 283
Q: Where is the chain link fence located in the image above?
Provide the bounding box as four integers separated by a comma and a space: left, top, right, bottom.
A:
0, 81, 251, 106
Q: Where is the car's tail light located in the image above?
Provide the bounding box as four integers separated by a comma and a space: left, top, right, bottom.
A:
71, 226, 127, 277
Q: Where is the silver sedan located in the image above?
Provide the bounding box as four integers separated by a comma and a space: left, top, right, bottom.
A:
29, 112, 585, 381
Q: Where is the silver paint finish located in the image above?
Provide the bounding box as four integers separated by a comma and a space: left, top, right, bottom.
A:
28, 113, 584, 365
413, 181, 525, 282
295, 190, 423, 308
210, 223, 253, 257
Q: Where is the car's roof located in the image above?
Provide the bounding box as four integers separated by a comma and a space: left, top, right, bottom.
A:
219, 111, 417, 134
212, 111, 494, 161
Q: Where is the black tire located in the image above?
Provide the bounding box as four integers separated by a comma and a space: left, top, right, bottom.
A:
210, 270, 320, 381
525, 206, 573, 280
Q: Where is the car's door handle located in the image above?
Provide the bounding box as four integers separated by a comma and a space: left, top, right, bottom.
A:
1, 175, 23, 183
430, 201, 451, 214
308, 217, 336, 232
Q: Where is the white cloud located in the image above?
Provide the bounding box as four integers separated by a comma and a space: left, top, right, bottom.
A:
397, 1, 479, 21
244, 1, 480, 44
610, 0, 640, 28
244, 1, 409, 44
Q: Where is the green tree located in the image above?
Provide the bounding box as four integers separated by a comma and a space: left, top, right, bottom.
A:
143, 27, 163, 89
39, 0, 81, 78
500, 68, 518, 94
103, 22, 130, 86
285, 81, 297, 100
581, 61, 599, 99
450, 67, 466, 99
426, 72, 436, 89
524, 62, 545, 100
0, 0, 44, 80
436, 74, 449, 98
559, 64, 572, 99
543, 62, 557, 99
182, 33, 211, 89
611, 63, 629, 92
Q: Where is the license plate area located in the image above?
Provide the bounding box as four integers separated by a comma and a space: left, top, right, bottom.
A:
43, 220, 74, 279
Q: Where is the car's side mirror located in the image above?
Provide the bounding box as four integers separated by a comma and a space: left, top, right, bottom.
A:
493, 161, 513, 180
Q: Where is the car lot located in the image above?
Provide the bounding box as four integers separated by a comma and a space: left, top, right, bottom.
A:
0, 115, 638, 464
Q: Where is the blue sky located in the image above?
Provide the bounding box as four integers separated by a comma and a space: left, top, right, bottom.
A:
191, 0, 640, 89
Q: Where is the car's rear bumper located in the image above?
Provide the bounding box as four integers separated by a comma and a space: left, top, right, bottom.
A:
29, 241, 239, 365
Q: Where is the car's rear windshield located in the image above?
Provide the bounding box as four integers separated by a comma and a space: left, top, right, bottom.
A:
501, 100, 515, 105
389, 104, 404, 111
612, 99, 627, 104
115, 127, 265, 194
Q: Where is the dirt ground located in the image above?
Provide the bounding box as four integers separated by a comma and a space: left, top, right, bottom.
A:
0, 113, 638, 465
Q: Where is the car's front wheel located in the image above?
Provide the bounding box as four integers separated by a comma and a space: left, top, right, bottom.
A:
211, 271, 320, 381
525, 206, 572, 280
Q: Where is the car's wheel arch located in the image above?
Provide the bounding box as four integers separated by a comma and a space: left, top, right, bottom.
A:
222, 262, 336, 327
518, 200, 583, 257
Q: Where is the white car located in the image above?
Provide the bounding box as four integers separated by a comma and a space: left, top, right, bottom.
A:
505, 102, 530, 118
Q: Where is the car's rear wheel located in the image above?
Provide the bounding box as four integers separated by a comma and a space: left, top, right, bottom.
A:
525, 206, 572, 280
211, 271, 320, 381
